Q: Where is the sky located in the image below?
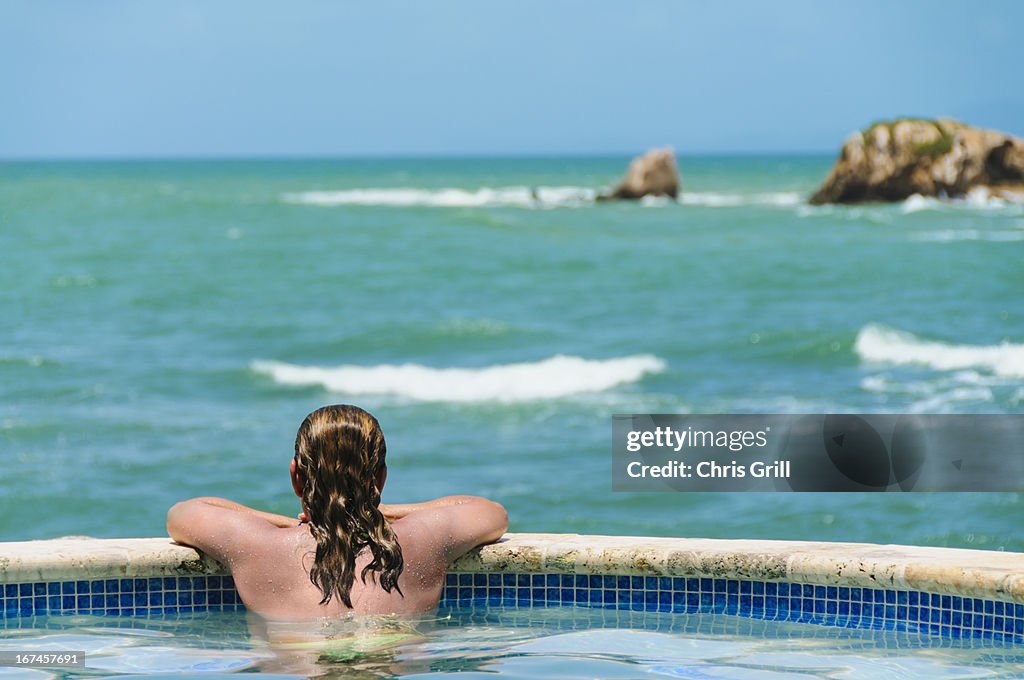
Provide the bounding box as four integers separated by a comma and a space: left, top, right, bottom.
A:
3, 1, 1023, 158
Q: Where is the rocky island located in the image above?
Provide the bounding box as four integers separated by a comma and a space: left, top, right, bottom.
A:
598, 147, 680, 201
810, 118, 1024, 204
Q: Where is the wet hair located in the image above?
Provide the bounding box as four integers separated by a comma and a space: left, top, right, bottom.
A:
294, 405, 404, 607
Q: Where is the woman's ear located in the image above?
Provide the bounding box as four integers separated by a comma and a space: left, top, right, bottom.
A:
290, 458, 304, 499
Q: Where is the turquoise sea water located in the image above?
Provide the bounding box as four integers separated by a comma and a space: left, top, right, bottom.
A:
1, 156, 1022, 548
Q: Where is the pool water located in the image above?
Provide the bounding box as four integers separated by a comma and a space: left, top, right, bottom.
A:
1, 606, 1022, 679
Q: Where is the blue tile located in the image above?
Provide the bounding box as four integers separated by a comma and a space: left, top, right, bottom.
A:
726, 581, 738, 595
984, 600, 994, 615
545, 574, 560, 588
739, 581, 751, 595
942, 595, 952, 609
46, 582, 59, 596
62, 595, 75, 610
5, 584, 17, 598
658, 577, 672, 591
19, 584, 32, 597
777, 583, 790, 597
994, 601, 1004, 616
753, 582, 765, 596
765, 582, 777, 597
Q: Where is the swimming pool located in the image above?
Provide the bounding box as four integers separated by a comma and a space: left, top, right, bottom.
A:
2, 534, 1022, 677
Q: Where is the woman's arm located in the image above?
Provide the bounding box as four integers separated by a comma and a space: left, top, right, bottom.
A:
168, 497, 299, 529
167, 497, 298, 567
380, 495, 508, 560
378, 495, 500, 522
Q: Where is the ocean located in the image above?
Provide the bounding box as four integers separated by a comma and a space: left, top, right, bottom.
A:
1, 156, 1022, 549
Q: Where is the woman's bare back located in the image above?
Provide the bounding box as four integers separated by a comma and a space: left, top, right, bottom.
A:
229, 517, 448, 619
168, 495, 507, 620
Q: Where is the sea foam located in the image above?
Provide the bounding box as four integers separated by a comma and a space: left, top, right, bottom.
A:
282, 186, 595, 209
854, 324, 1024, 378
251, 354, 666, 402
281, 187, 804, 209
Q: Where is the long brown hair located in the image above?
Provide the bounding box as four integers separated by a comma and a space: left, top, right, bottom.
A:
294, 405, 404, 607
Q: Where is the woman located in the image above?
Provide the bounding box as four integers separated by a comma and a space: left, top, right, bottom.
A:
167, 404, 507, 619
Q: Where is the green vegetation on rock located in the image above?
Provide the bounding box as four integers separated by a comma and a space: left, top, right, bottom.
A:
859, 117, 955, 158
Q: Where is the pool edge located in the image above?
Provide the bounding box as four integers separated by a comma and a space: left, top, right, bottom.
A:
2, 534, 1022, 605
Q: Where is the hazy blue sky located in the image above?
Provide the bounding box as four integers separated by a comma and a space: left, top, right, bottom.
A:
4, 1, 1022, 158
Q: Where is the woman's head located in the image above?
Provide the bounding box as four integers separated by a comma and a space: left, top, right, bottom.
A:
292, 404, 403, 607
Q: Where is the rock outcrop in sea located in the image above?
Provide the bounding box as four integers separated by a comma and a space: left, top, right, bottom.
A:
599, 147, 680, 200
810, 118, 1024, 204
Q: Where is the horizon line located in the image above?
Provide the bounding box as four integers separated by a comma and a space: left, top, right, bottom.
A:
0, 149, 839, 164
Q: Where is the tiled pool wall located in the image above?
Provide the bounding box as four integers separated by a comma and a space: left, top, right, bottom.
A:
2, 572, 1022, 644
2, 535, 1022, 644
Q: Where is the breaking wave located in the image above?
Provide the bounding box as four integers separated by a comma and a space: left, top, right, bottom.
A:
854, 324, 1024, 378
281, 187, 804, 209
251, 354, 666, 403
281, 186, 595, 208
